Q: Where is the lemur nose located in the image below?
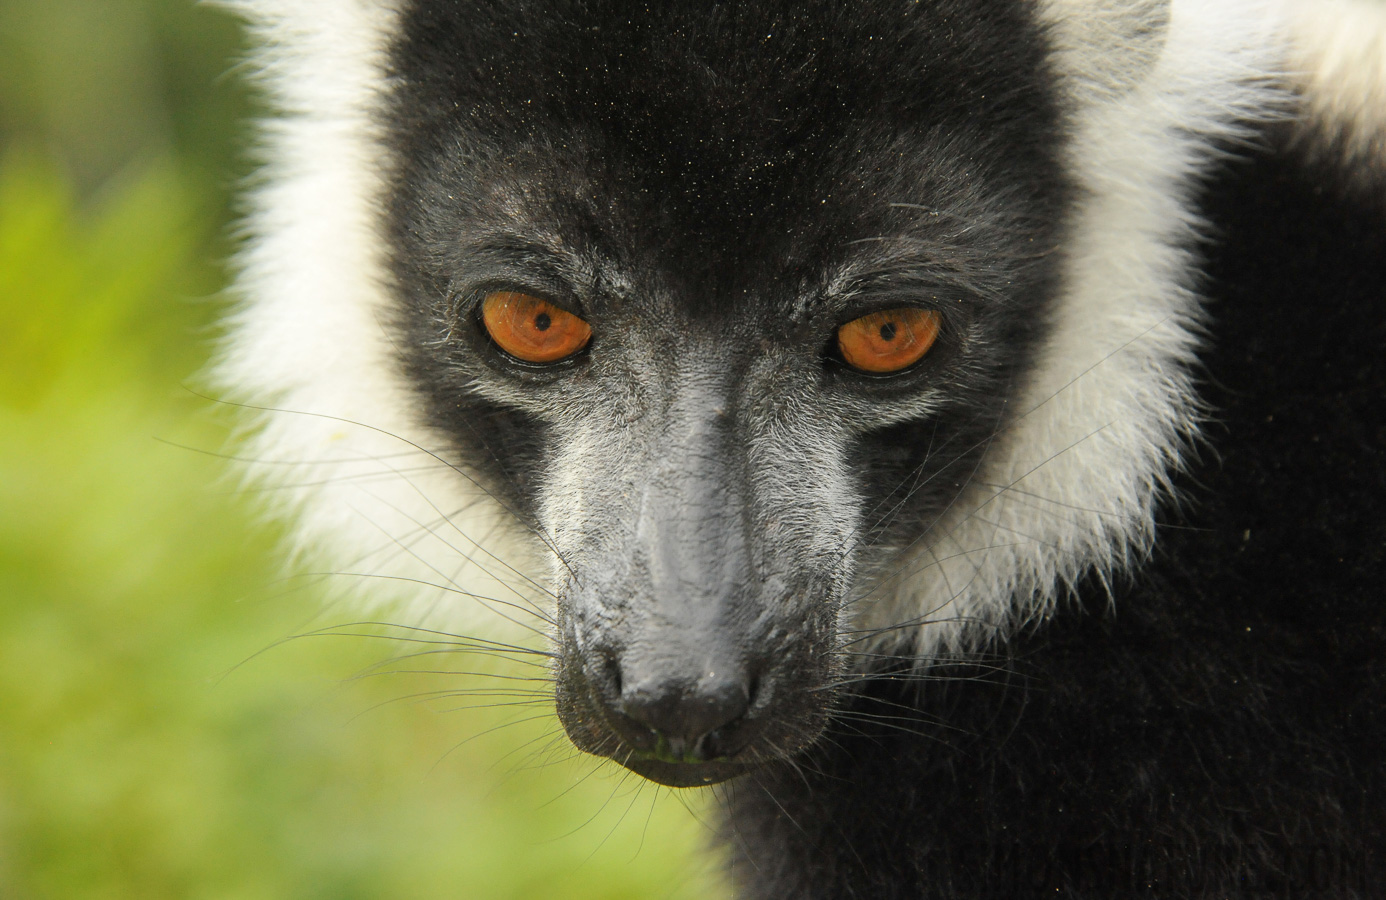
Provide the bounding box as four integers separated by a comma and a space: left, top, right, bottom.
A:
618, 669, 752, 762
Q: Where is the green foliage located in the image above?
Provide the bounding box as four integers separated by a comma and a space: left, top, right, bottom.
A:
0, 2, 729, 897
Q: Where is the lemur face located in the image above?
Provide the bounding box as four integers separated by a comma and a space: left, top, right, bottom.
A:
384, 0, 1068, 786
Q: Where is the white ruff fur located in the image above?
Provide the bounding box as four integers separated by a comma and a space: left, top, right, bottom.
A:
217, 0, 548, 640
217, 1, 1335, 658
864, 0, 1287, 656
1284, 0, 1386, 182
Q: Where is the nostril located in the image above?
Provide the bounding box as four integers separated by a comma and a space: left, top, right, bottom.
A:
620, 675, 750, 762
581, 648, 623, 700
746, 669, 762, 710
602, 651, 623, 699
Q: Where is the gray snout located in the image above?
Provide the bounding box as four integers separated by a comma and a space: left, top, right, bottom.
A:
548, 372, 847, 785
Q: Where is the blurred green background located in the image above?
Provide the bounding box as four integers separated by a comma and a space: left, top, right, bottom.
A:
0, 2, 728, 897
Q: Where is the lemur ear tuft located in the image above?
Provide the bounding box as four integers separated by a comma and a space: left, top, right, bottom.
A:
1284, 0, 1386, 192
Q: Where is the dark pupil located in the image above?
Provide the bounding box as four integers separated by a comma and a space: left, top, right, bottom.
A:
879, 321, 898, 342
534, 312, 552, 332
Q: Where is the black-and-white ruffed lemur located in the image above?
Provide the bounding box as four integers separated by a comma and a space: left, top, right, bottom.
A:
216, 0, 1386, 895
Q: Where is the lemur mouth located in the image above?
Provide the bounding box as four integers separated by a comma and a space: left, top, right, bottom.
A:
596, 719, 772, 787
557, 669, 795, 788
617, 756, 755, 788
554, 629, 840, 788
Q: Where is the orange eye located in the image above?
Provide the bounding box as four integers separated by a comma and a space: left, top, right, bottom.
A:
836, 308, 941, 374
481, 290, 592, 364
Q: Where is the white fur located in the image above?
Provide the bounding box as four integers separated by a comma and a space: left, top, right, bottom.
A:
216, 0, 547, 641
219, 0, 1307, 659
860, 0, 1288, 655
1284, 0, 1386, 179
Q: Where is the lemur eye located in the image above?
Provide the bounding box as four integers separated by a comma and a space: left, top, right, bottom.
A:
482, 290, 592, 364
836, 308, 942, 374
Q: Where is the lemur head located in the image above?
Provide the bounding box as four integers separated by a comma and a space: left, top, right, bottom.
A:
229, 0, 1264, 790
383, 0, 1067, 786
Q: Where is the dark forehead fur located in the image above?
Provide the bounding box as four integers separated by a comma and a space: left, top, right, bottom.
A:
383, 0, 1070, 543
387, 0, 1063, 302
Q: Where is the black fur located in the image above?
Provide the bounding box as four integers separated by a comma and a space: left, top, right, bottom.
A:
383, 0, 1070, 789
723, 145, 1386, 898
373, 1, 1386, 895
384, 0, 1066, 527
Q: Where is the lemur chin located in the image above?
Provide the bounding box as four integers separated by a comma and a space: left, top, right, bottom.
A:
217, 0, 1386, 896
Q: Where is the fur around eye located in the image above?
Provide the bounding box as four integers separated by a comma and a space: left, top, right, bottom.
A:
481, 290, 592, 364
